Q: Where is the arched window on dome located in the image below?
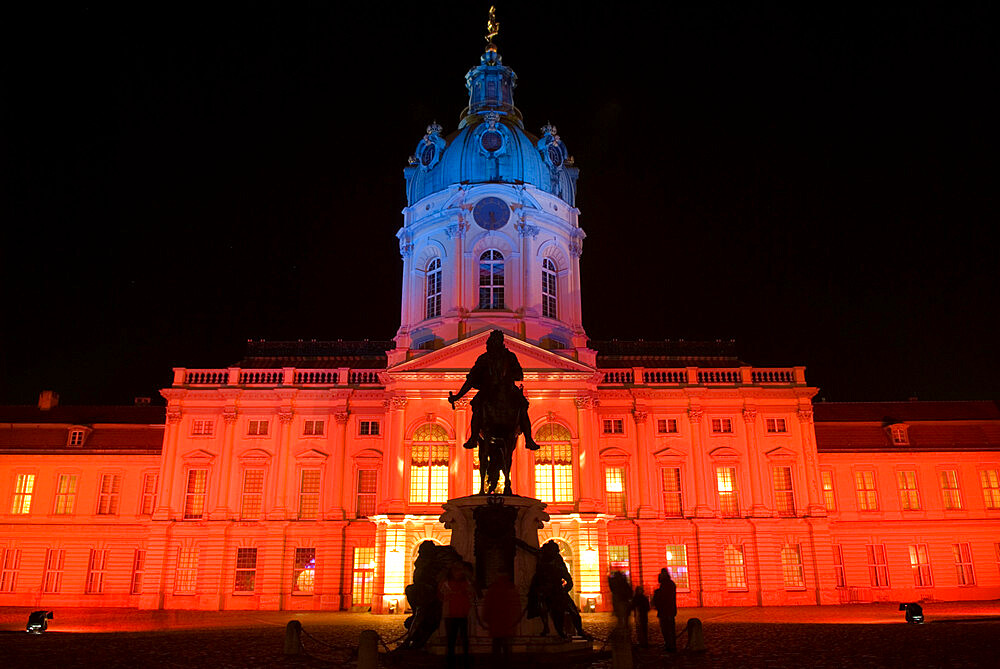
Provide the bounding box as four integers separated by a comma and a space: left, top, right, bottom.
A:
534, 423, 573, 503
478, 250, 505, 310
426, 258, 442, 319
409, 424, 450, 504
542, 258, 557, 319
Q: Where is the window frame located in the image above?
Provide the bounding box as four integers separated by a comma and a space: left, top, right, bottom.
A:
780, 544, 806, 590
723, 544, 748, 591
866, 544, 890, 588
10, 473, 36, 515
174, 546, 198, 594
190, 418, 215, 437
661, 467, 684, 518
981, 468, 1000, 510
356, 469, 377, 518
233, 547, 258, 594
541, 257, 557, 319
601, 417, 626, 435
140, 472, 159, 516
772, 465, 796, 517
711, 417, 734, 434
131, 549, 146, 595
302, 419, 325, 437
533, 425, 575, 504
664, 544, 690, 590
896, 469, 921, 511
183, 468, 209, 520
604, 466, 627, 516
246, 419, 270, 437
478, 249, 505, 310
53, 473, 79, 515
854, 470, 879, 511
908, 543, 933, 587
716, 465, 740, 518
298, 468, 321, 520
96, 472, 122, 516
0, 547, 21, 593
42, 548, 65, 594
820, 470, 836, 512
426, 257, 442, 319
953, 542, 975, 586
358, 419, 381, 437
408, 425, 451, 505
939, 469, 963, 510
292, 547, 316, 595
86, 548, 109, 594
765, 417, 788, 434
239, 468, 266, 521
656, 418, 679, 434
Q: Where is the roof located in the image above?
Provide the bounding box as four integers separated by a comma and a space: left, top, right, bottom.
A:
0, 405, 165, 425
592, 339, 744, 369
813, 401, 1000, 423
240, 340, 393, 369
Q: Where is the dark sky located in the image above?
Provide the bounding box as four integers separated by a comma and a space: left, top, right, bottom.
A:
2, 3, 997, 405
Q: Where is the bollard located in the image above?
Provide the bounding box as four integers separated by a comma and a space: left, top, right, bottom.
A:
284, 620, 303, 656
686, 617, 705, 652
358, 629, 379, 669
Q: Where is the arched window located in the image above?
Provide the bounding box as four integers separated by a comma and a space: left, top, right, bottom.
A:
478, 250, 504, 309
426, 258, 442, 319
542, 258, 557, 319
409, 424, 450, 504
534, 423, 573, 503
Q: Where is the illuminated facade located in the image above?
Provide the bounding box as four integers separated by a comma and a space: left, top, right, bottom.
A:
2, 42, 1000, 613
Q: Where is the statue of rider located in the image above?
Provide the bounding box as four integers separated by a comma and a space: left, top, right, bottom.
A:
448, 330, 540, 451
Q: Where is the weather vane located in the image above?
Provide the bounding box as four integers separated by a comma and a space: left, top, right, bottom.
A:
485, 5, 500, 46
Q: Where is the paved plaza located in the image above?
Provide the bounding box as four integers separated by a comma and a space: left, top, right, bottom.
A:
3, 602, 1000, 668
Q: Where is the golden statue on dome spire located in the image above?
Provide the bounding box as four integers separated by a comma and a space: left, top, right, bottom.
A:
485, 5, 500, 49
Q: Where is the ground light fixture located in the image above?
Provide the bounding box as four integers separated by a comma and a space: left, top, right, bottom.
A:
26, 610, 53, 633
899, 602, 924, 624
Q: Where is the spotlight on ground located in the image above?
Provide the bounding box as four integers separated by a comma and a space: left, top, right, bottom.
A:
26, 610, 53, 633
899, 602, 924, 624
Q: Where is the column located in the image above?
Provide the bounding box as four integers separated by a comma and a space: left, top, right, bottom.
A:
742, 407, 768, 517
575, 395, 600, 511
269, 407, 294, 519
397, 234, 413, 334
332, 410, 350, 519
453, 399, 472, 495
154, 407, 182, 520
688, 407, 712, 517
385, 396, 408, 513
797, 409, 825, 515
213, 406, 238, 518
568, 234, 585, 344
632, 409, 656, 518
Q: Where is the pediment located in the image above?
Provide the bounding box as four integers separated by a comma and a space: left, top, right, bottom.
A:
353, 448, 384, 464
708, 446, 741, 461
238, 448, 273, 464
653, 446, 688, 462
181, 448, 216, 463
764, 446, 798, 461
599, 446, 631, 462
295, 447, 330, 463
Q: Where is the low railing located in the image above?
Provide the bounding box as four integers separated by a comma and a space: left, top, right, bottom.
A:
602, 370, 634, 384
642, 369, 686, 384
599, 366, 805, 387
175, 367, 380, 387
183, 369, 229, 385
751, 368, 796, 384
697, 369, 742, 384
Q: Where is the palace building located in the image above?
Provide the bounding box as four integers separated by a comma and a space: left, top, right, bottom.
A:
2, 39, 999, 613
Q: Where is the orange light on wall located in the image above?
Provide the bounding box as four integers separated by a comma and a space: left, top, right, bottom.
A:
383, 526, 406, 599
578, 523, 601, 603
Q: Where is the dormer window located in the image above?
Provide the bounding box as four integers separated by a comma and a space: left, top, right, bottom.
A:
889, 424, 909, 446
68, 429, 86, 447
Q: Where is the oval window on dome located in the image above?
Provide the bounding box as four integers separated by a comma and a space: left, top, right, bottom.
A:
481, 131, 503, 152
420, 143, 436, 166
472, 197, 510, 231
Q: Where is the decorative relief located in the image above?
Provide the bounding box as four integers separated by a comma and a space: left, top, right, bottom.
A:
742, 408, 758, 423
399, 241, 414, 258
334, 411, 350, 424
797, 409, 814, 424
514, 221, 540, 238
569, 230, 586, 258
445, 221, 469, 240
278, 409, 294, 424
453, 398, 470, 409
222, 407, 238, 424
166, 409, 182, 424
688, 408, 704, 423
632, 410, 648, 423
389, 397, 408, 410
574, 395, 594, 410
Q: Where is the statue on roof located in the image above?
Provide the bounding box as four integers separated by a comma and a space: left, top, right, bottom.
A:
485, 5, 500, 46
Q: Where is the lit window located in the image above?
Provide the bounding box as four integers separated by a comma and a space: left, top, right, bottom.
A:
542, 258, 557, 319
855, 471, 878, 511
866, 544, 889, 587
832, 545, 846, 587
909, 544, 932, 587
234, 548, 258, 593
890, 425, 908, 445
356, 469, 377, 517
478, 250, 505, 309
982, 470, 1000, 510
473, 449, 506, 494
953, 543, 975, 585
821, 471, 836, 511
723, 544, 747, 590
781, 544, 805, 588
765, 418, 787, 433
11, 474, 35, 514
140, 473, 158, 515
602, 418, 624, 435
716, 466, 740, 518
131, 549, 146, 594
711, 418, 733, 434
191, 419, 214, 436
408, 424, 449, 504
299, 469, 321, 519
534, 424, 574, 503
175, 547, 198, 593
605, 467, 626, 516
426, 258, 442, 319
661, 468, 683, 518
240, 469, 265, 520
247, 420, 269, 436
54, 474, 78, 514
897, 470, 920, 510
773, 466, 795, 517
608, 545, 630, 579
664, 545, 689, 589
43, 548, 65, 593
86, 548, 109, 594
69, 429, 86, 446
292, 548, 316, 594
657, 418, 678, 434
359, 420, 380, 436
184, 469, 208, 520
97, 473, 122, 515
303, 420, 325, 436
940, 470, 963, 510
0, 548, 21, 592
352, 547, 375, 606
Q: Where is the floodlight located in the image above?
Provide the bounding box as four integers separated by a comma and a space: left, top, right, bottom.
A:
26, 610, 53, 633
899, 602, 924, 624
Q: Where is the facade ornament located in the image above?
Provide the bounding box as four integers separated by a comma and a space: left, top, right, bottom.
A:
445, 221, 469, 240
166, 408, 182, 424
514, 221, 540, 238
390, 396, 409, 410
569, 230, 586, 258
399, 240, 414, 258
222, 407, 238, 424
484, 111, 500, 130
688, 408, 703, 423
797, 409, 814, 424
426, 121, 443, 136
334, 411, 350, 424
633, 410, 648, 424
278, 408, 294, 424
453, 398, 470, 409
574, 395, 594, 410
742, 408, 758, 423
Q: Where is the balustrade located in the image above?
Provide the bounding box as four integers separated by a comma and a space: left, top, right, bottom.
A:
642, 369, 687, 384
697, 369, 742, 384
183, 369, 229, 385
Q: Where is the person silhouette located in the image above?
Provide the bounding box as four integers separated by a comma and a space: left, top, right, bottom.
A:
651, 568, 677, 652
631, 585, 650, 648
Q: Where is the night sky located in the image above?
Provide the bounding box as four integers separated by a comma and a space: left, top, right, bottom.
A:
2, 3, 997, 406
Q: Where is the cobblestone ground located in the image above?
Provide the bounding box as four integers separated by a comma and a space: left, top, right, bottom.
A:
3, 603, 1000, 668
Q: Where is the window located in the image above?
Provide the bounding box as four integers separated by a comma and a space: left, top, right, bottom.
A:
716, 466, 740, 517
711, 418, 733, 434
234, 548, 258, 592
890, 424, 908, 445
605, 467, 626, 515
352, 547, 375, 606
359, 420, 380, 436
184, 469, 208, 520
69, 429, 86, 446
940, 470, 963, 510
426, 258, 442, 319
855, 471, 878, 511
534, 424, 574, 503
781, 544, 805, 588
953, 543, 975, 585
723, 545, 747, 590
542, 258, 557, 318
981, 470, 1000, 510
303, 420, 325, 436
240, 469, 265, 520
247, 420, 269, 436
54, 474, 78, 514
657, 418, 678, 434
298, 469, 321, 519
191, 419, 214, 436
43, 549, 65, 593
478, 249, 505, 309
11, 474, 34, 514
897, 470, 920, 510
175, 547, 198, 593
832, 545, 846, 588
665, 545, 689, 589
140, 473, 158, 515
765, 418, 787, 433
86, 548, 109, 593
821, 471, 836, 511
608, 545, 630, 579
356, 469, 377, 517
602, 418, 625, 435
0, 548, 21, 592
473, 449, 506, 493
97, 473, 122, 515
409, 424, 450, 504
131, 549, 146, 594
866, 544, 889, 587
292, 548, 316, 594
773, 466, 795, 517
995, 543, 1000, 577
662, 468, 683, 517
909, 544, 932, 587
